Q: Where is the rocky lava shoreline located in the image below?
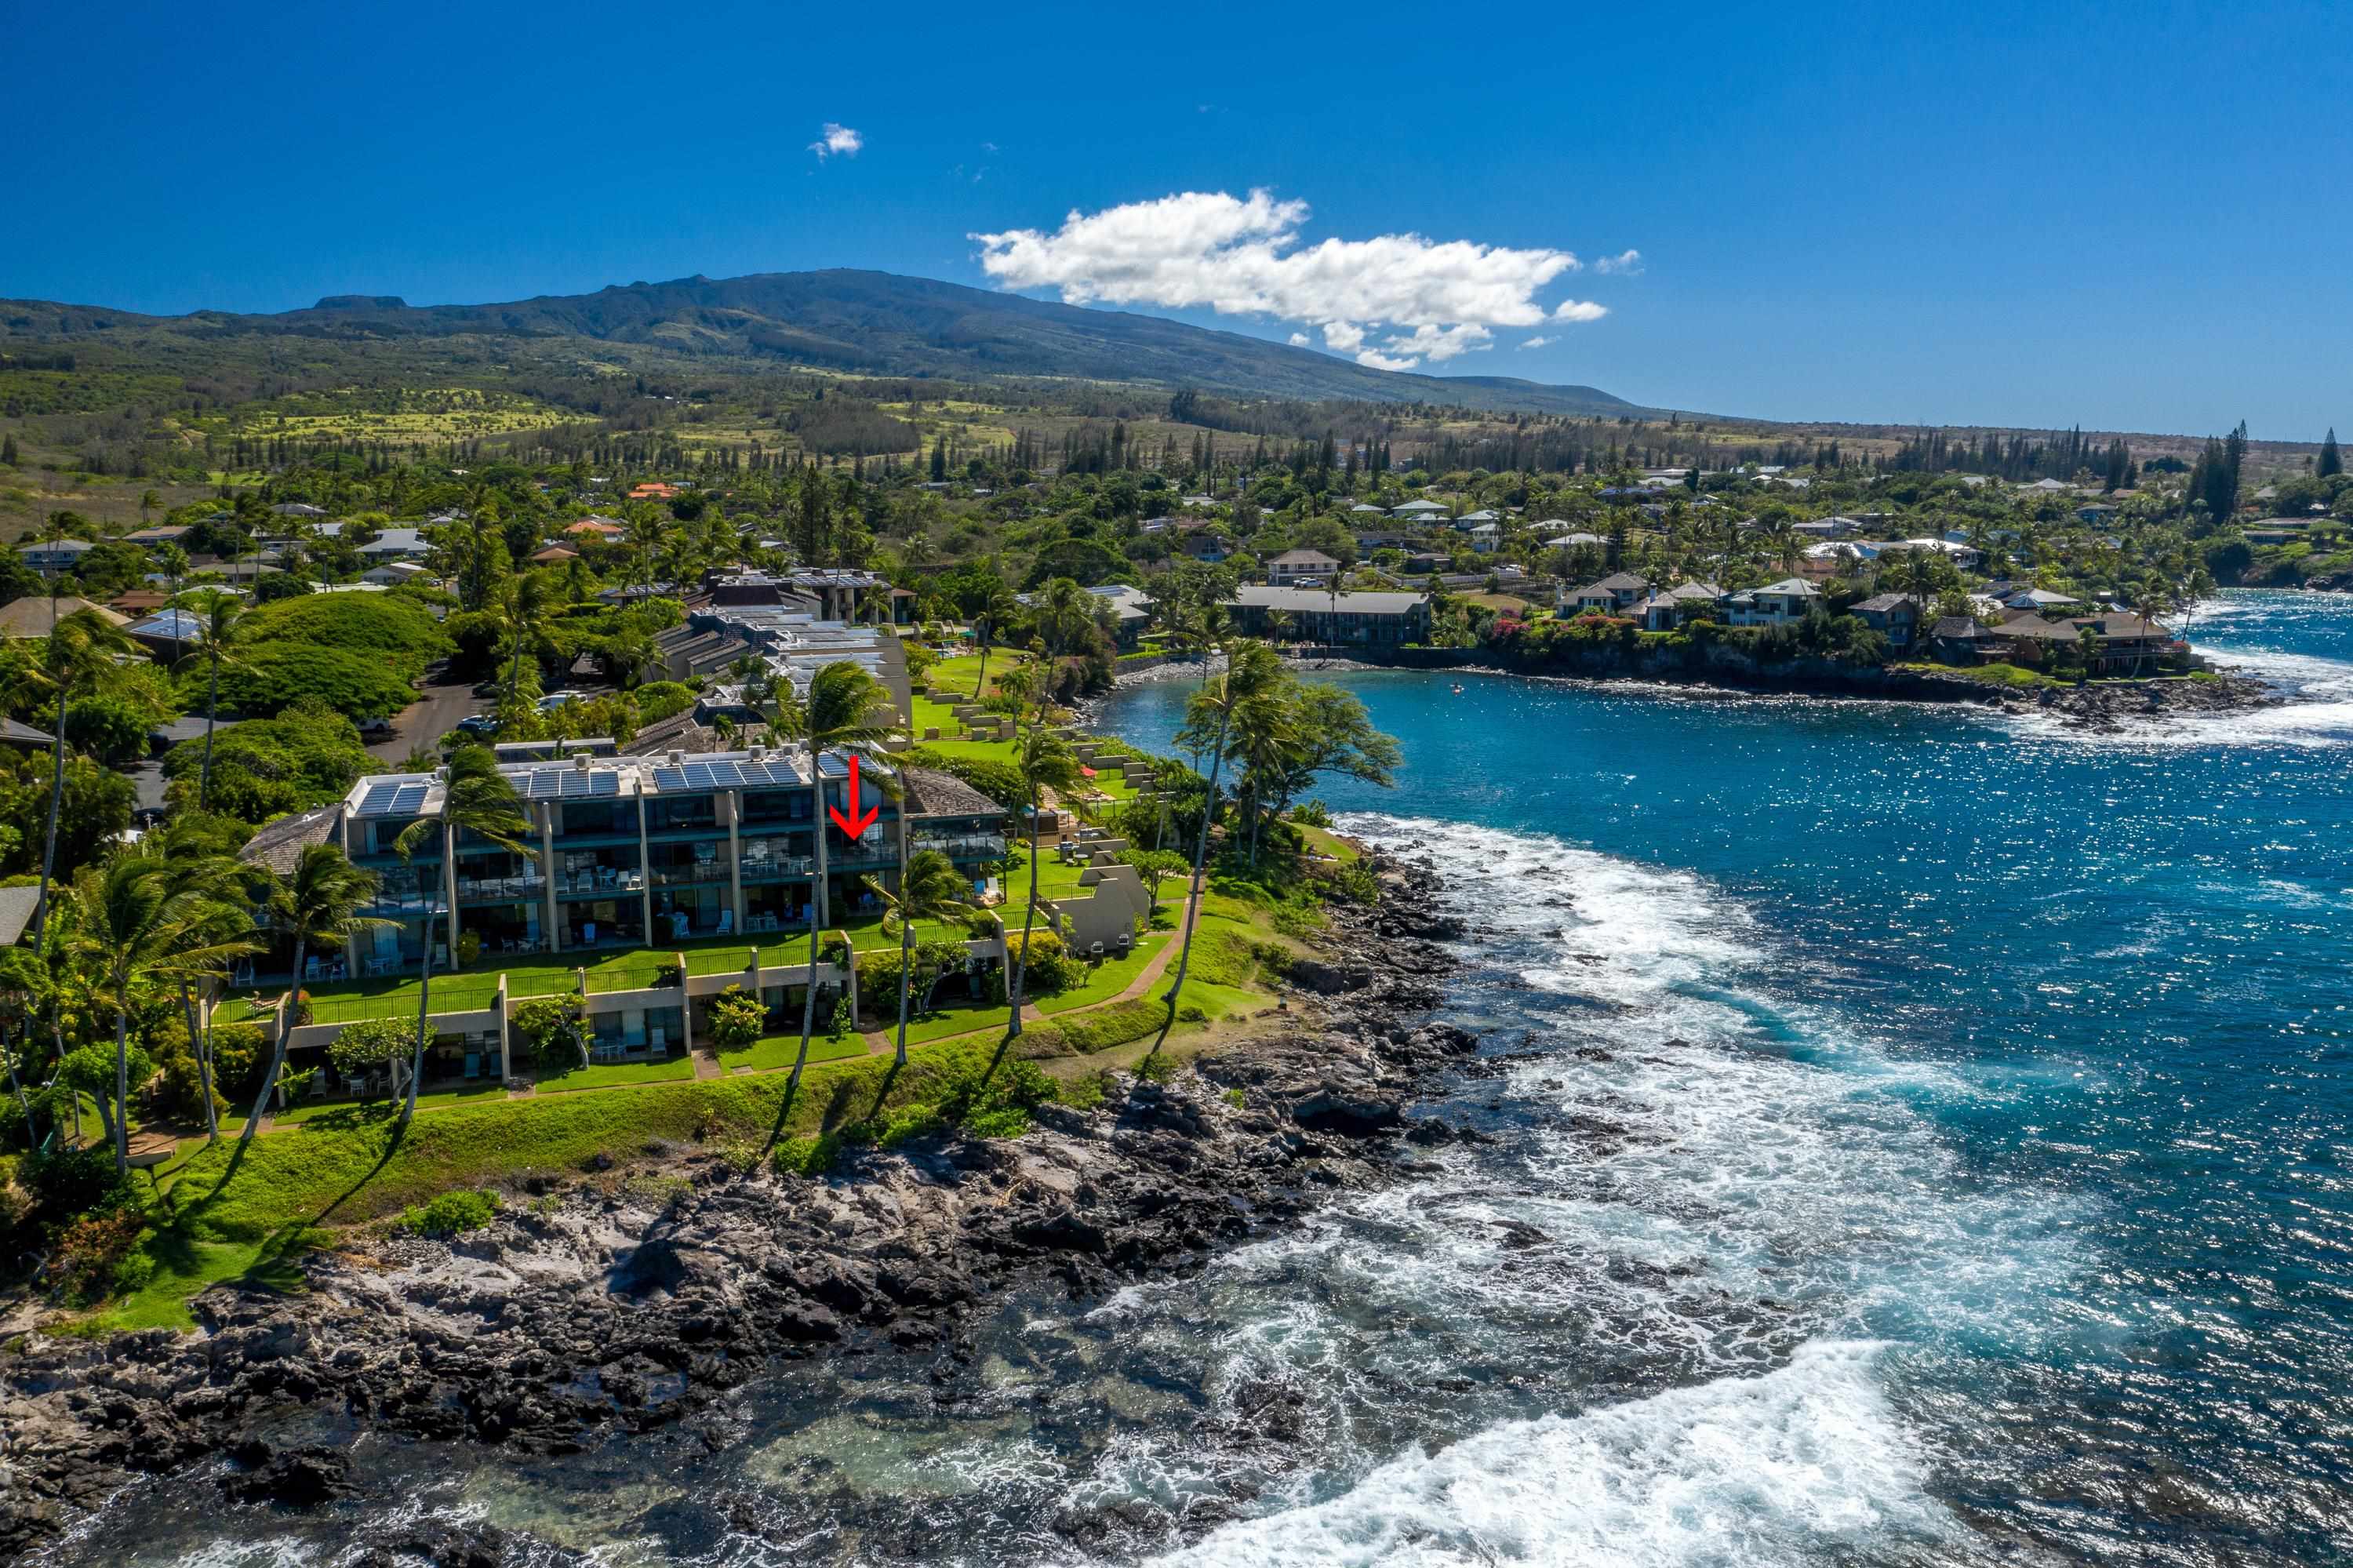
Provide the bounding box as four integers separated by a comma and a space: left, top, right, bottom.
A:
0, 857, 1473, 1560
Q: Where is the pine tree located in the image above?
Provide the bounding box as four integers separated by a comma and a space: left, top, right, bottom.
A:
2321, 427, 2343, 479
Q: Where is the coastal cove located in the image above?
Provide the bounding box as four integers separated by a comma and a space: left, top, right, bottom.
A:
8, 588, 2350, 1566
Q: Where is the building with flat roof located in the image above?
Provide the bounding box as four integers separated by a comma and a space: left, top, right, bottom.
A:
1226, 586, 1430, 645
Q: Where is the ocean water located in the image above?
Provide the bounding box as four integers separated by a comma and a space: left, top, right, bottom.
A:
54, 590, 2353, 1566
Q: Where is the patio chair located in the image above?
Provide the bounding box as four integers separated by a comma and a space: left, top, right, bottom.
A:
717, 908, 735, 936
651, 1026, 668, 1054
463, 1052, 481, 1080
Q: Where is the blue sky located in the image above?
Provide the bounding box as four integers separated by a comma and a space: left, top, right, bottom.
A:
13, 0, 2345, 438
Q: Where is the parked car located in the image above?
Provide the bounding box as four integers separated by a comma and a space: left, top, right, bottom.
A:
454, 715, 499, 737
357, 715, 395, 737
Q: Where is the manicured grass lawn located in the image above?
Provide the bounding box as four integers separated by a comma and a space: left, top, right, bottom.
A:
718, 1031, 870, 1072
276, 1082, 504, 1124
1036, 931, 1171, 1014
533, 1056, 696, 1093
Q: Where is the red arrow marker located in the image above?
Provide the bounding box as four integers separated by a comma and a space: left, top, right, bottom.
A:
827, 752, 880, 838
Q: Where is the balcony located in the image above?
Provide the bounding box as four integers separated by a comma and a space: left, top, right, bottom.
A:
554, 865, 646, 898
740, 852, 816, 883
915, 833, 1008, 860
456, 871, 546, 905
650, 859, 733, 888
361, 868, 443, 913
827, 836, 897, 870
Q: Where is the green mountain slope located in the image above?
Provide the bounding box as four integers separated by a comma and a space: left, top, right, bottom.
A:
0, 269, 1651, 417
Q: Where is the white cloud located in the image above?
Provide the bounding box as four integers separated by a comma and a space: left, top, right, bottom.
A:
971, 188, 1615, 370
809, 123, 863, 160
1287, 332, 1310, 346
1520, 335, 1555, 350
1594, 249, 1642, 275
1552, 299, 1608, 322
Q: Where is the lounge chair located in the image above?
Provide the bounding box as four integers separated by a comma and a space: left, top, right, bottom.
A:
463, 1052, 481, 1080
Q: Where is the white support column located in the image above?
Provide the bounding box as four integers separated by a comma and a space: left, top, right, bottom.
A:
635, 790, 653, 944
725, 789, 744, 936
441, 820, 460, 970
540, 802, 561, 953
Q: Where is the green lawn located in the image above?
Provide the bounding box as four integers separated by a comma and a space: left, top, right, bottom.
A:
533, 1056, 696, 1093
718, 1031, 871, 1072
1035, 930, 1172, 1014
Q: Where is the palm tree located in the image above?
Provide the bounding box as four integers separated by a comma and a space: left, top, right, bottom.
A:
767, 661, 900, 1095
151, 820, 264, 1144
498, 571, 553, 706
0, 951, 51, 1146
27, 609, 133, 955
971, 582, 1019, 699
1163, 642, 1282, 1018
393, 746, 529, 1121
862, 849, 981, 1068
70, 859, 260, 1174
1002, 678, 1084, 1040
225, 845, 387, 1177
176, 589, 246, 813
138, 489, 161, 529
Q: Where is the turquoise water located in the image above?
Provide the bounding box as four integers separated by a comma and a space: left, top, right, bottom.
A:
1084, 588, 2353, 1566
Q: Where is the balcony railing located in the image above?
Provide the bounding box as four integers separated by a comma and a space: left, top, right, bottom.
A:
555, 867, 646, 897
827, 838, 897, 869
914, 833, 1008, 860
361, 869, 443, 913
740, 853, 816, 883
651, 860, 733, 887
456, 872, 545, 904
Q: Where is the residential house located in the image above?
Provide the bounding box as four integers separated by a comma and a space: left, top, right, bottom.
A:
1391, 499, 1451, 520
362, 561, 433, 588
1465, 522, 1502, 553
122, 525, 192, 547
1849, 594, 1923, 650
1267, 548, 1340, 586
124, 608, 206, 657
1722, 578, 1821, 626
566, 516, 629, 542
1630, 581, 1723, 631
530, 543, 581, 566
357, 527, 428, 560
20, 537, 96, 576
0, 595, 128, 638
1561, 572, 1653, 615
1177, 531, 1230, 563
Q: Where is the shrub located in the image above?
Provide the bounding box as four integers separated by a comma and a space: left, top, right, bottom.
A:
327, 1016, 413, 1086
509, 995, 586, 1069
633, 681, 695, 724
400, 1188, 500, 1237
1289, 799, 1334, 828
901, 747, 1027, 808
23, 1143, 141, 1224
827, 995, 853, 1040
707, 985, 762, 1053
53, 1208, 148, 1303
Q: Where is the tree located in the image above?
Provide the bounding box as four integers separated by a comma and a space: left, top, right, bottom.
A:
28, 609, 134, 955
863, 849, 980, 1068
705, 985, 763, 1054
1001, 671, 1083, 1040
766, 660, 900, 1097
394, 746, 529, 1119
1164, 641, 1282, 1017
149, 818, 263, 1144
970, 582, 1019, 699
176, 590, 246, 813
2322, 428, 2344, 480
325, 1016, 413, 1097
67, 858, 258, 1173
226, 845, 387, 1178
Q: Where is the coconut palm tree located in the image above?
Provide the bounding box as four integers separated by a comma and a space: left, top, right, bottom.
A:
176, 588, 246, 813
224, 845, 388, 1177
1001, 680, 1084, 1040
766, 661, 900, 1096
970, 582, 1020, 699
151, 819, 264, 1144
498, 571, 553, 708
0, 951, 50, 1145
393, 746, 529, 1120
861, 849, 981, 1068
69, 859, 261, 1174
27, 609, 133, 955
1162, 641, 1282, 1018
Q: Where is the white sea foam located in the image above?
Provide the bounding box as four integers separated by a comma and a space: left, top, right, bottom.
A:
1145, 1342, 1956, 1568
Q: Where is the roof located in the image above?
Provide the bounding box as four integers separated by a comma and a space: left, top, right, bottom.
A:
0, 885, 38, 948
0, 717, 53, 747
1932, 617, 1995, 640
1572, 573, 1650, 596
904, 765, 1005, 819
128, 609, 205, 640
1853, 594, 1917, 614
358, 527, 426, 555
237, 805, 343, 875
1391, 499, 1449, 512
1663, 581, 1722, 601
531, 543, 581, 561
1756, 578, 1821, 596
24, 537, 96, 555
1269, 548, 1340, 566
1232, 586, 1427, 616
0, 596, 131, 637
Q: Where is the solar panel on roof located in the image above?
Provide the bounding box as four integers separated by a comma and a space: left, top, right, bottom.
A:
358, 782, 398, 814
651, 767, 686, 792
391, 783, 428, 814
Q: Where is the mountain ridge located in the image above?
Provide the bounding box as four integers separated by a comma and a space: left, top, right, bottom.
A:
0, 267, 1655, 419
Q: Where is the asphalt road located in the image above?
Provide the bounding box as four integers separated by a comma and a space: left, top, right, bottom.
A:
366, 672, 484, 764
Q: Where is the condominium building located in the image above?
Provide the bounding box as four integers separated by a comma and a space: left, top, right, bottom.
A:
320, 748, 1006, 973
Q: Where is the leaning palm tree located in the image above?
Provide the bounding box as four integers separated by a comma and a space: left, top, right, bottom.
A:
392, 746, 529, 1121
224, 845, 388, 1178
767, 661, 900, 1096
1002, 685, 1085, 1041
1162, 641, 1283, 1019
176, 588, 246, 813
861, 849, 981, 1068
70, 859, 261, 1175
27, 609, 134, 955
151, 819, 264, 1144
970, 582, 1019, 699
498, 572, 552, 707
